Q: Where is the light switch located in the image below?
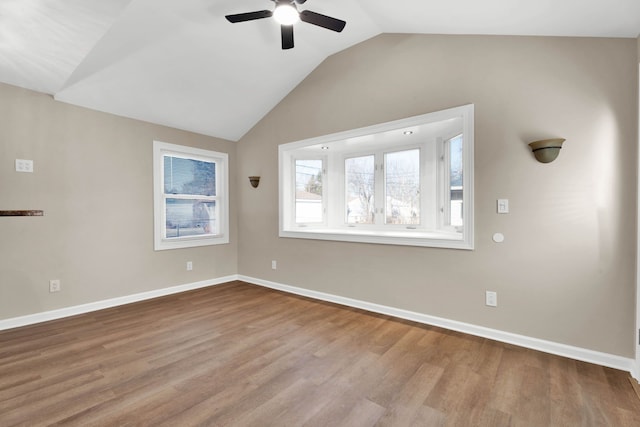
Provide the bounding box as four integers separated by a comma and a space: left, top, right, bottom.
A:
497, 199, 509, 214
486, 291, 498, 307
15, 159, 34, 173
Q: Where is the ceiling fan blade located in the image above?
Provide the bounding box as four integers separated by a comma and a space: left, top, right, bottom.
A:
294, 0, 308, 4
281, 25, 294, 49
300, 10, 346, 32
226, 10, 273, 23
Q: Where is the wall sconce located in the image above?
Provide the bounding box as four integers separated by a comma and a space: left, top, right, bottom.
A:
528, 138, 565, 163
248, 176, 260, 188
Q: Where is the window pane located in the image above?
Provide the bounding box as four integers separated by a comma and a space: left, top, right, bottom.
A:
345, 155, 375, 224
165, 199, 217, 238
385, 149, 420, 225
450, 135, 463, 227
164, 156, 216, 196
295, 159, 323, 223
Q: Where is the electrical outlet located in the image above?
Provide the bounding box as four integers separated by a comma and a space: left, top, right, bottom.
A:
49, 279, 61, 293
186, 261, 193, 271
271, 260, 277, 270
485, 291, 497, 307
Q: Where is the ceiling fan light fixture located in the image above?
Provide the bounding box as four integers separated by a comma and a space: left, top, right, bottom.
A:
273, 4, 299, 25
225, 0, 346, 50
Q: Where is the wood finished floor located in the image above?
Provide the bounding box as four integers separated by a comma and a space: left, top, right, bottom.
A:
1, 281, 639, 426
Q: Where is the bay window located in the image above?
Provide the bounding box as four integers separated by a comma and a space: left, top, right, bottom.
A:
279, 104, 474, 249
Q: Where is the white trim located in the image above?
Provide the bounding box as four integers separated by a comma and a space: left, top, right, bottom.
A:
2, 274, 633, 374
634, 59, 640, 382
153, 140, 230, 251
240, 275, 634, 373
278, 229, 471, 249
0, 275, 238, 331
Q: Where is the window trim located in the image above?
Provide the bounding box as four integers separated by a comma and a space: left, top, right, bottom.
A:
279, 104, 474, 250
153, 141, 229, 251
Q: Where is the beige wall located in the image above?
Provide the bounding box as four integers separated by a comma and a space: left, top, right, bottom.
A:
0, 83, 237, 319
1, 33, 637, 359
237, 34, 638, 357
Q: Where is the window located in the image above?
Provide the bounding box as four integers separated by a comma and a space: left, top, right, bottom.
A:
385, 149, 420, 225
295, 159, 324, 224
153, 141, 229, 250
345, 155, 374, 224
279, 104, 474, 249
441, 134, 464, 230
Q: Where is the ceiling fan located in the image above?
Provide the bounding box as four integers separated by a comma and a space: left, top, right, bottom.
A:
225, 0, 346, 50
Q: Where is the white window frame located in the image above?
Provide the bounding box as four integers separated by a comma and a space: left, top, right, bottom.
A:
279, 105, 474, 250
153, 141, 229, 250
438, 134, 465, 232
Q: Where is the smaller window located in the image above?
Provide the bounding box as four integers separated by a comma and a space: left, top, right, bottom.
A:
345, 155, 375, 225
153, 141, 229, 250
384, 149, 420, 226
295, 159, 324, 224
448, 135, 464, 228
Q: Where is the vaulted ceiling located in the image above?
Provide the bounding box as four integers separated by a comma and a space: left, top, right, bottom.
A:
1, 0, 639, 141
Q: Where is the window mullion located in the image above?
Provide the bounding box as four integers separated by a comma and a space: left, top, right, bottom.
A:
374, 153, 384, 226
165, 194, 216, 201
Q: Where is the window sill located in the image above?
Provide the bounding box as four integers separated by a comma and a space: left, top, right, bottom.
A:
154, 234, 229, 251
279, 228, 473, 250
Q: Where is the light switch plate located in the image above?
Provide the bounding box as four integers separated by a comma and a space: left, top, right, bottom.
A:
16, 159, 34, 173
497, 199, 509, 214
485, 291, 498, 307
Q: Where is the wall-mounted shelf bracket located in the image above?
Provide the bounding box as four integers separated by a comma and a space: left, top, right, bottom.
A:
0, 210, 44, 217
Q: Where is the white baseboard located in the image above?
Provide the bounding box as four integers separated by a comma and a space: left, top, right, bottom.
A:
239, 275, 635, 374
0, 275, 239, 331
632, 358, 640, 381
2, 274, 634, 375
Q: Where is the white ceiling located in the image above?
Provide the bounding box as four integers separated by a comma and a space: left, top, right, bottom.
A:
1, 0, 639, 141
